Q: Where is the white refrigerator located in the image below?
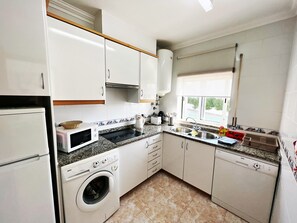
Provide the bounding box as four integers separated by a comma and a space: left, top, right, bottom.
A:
0, 108, 55, 223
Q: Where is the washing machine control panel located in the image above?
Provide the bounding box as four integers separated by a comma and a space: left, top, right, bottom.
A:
92, 154, 118, 168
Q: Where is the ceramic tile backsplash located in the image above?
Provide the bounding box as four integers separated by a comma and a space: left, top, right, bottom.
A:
271, 17, 297, 223
53, 88, 156, 127
160, 17, 295, 131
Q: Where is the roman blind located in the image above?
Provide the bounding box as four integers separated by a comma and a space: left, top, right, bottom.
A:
176, 71, 233, 97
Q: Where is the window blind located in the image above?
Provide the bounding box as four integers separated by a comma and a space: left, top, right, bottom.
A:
176, 71, 233, 97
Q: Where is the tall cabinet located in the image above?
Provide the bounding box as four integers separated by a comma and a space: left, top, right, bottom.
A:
0, 0, 50, 96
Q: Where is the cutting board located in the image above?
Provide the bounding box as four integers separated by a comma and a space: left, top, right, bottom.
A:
218, 137, 237, 145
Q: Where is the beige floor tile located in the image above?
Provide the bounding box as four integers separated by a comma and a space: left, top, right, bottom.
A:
224, 212, 248, 223
107, 171, 247, 223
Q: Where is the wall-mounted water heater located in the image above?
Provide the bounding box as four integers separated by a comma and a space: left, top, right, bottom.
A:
157, 49, 173, 97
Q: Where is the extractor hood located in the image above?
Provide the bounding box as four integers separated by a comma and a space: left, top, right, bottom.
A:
105, 82, 139, 89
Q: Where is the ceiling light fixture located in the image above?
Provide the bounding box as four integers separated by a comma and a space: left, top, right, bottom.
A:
198, 0, 214, 12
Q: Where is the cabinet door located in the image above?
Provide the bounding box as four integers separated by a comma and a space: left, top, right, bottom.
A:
105, 40, 139, 86
47, 17, 105, 100
162, 133, 185, 179
119, 139, 148, 196
184, 140, 215, 194
0, 0, 49, 96
140, 53, 157, 100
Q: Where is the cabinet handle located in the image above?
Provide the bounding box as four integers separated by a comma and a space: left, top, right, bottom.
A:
41, 73, 45, 89
152, 167, 158, 173
107, 69, 111, 79
141, 89, 144, 97
181, 141, 184, 149
145, 141, 149, 148
101, 86, 104, 96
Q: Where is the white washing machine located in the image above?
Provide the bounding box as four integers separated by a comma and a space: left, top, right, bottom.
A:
61, 149, 120, 223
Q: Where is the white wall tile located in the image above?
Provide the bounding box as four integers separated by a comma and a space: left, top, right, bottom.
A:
53, 88, 155, 124
161, 17, 296, 131
272, 17, 297, 223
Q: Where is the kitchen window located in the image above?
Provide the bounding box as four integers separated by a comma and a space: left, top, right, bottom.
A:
177, 71, 233, 126
181, 96, 230, 125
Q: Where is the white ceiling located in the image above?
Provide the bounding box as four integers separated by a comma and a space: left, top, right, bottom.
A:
64, 0, 297, 49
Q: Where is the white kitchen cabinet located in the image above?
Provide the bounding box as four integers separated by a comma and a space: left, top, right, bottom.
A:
183, 140, 215, 194
128, 53, 158, 102
119, 138, 148, 196
47, 17, 106, 101
105, 40, 140, 86
147, 134, 162, 178
162, 133, 185, 179
163, 133, 216, 194
0, 0, 50, 96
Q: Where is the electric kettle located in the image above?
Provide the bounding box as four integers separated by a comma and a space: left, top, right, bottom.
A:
135, 114, 145, 131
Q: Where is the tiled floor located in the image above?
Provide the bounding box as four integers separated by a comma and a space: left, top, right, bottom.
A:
106, 170, 247, 223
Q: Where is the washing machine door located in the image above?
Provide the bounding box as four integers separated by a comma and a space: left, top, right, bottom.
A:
76, 171, 115, 212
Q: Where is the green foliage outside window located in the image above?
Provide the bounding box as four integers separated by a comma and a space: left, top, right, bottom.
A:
205, 98, 223, 110
187, 97, 199, 109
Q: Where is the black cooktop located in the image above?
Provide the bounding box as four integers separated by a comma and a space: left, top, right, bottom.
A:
101, 129, 144, 143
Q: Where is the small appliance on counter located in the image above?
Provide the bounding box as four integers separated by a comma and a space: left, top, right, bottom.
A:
56, 122, 99, 153
135, 114, 145, 132
151, 116, 162, 125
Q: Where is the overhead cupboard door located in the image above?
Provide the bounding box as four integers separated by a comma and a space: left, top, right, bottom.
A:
105, 40, 140, 86
47, 17, 106, 101
0, 0, 49, 96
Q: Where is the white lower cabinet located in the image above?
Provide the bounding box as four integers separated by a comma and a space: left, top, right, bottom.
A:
162, 133, 215, 194
162, 133, 185, 179
183, 140, 215, 194
119, 138, 148, 197
119, 134, 163, 196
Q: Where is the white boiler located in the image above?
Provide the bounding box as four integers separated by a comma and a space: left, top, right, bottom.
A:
157, 49, 173, 96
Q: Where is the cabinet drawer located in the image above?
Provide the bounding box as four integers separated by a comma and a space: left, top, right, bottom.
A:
148, 141, 162, 153
148, 156, 161, 170
148, 134, 162, 145
148, 164, 161, 178
148, 149, 161, 161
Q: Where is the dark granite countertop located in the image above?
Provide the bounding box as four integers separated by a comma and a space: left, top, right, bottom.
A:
58, 123, 281, 167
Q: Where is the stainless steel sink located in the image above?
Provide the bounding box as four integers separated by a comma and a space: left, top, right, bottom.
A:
188, 131, 219, 140
171, 126, 193, 133
171, 126, 219, 140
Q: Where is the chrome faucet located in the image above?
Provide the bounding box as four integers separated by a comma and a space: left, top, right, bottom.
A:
185, 117, 201, 131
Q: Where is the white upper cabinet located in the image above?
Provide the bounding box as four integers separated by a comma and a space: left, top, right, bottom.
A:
139, 53, 157, 101
105, 40, 140, 86
127, 53, 157, 103
0, 0, 49, 96
47, 17, 105, 101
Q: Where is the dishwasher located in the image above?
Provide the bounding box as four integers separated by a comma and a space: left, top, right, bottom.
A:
212, 149, 278, 223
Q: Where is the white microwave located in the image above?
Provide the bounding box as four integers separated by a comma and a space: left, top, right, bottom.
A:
56, 123, 99, 153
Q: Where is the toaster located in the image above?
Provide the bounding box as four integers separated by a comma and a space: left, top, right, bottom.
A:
150, 116, 162, 125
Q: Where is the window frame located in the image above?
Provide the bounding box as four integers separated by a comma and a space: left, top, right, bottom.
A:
181, 96, 230, 126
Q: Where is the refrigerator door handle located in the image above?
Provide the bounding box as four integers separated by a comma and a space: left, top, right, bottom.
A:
0, 154, 40, 168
